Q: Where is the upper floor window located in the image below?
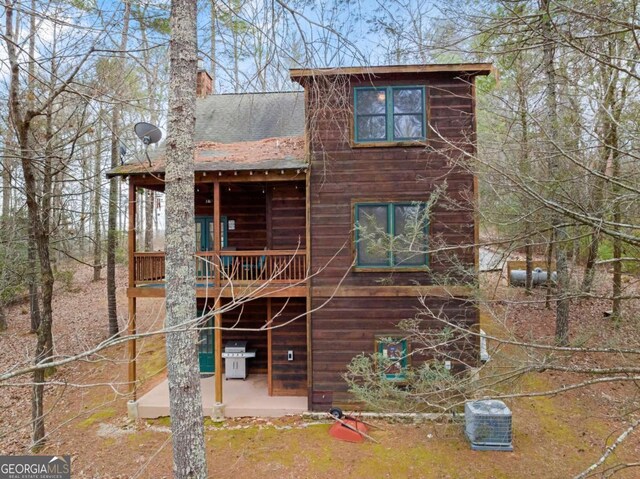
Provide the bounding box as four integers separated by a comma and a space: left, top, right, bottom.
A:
354, 202, 429, 268
354, 86, 426, 143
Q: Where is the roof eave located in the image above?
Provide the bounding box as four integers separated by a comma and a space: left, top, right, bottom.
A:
290, 63, 495, 82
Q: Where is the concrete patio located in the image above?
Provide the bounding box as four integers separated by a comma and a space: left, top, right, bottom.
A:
135, 374, 307, 418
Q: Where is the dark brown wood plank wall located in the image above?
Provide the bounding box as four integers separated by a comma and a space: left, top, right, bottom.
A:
308, 73, 477, 288
306, 71, 480, 410
194, 181, 307, 251
269, 182, 306, 250
310, 296, 477, 408
195, 183, 267, 250
270, 298, 307, 396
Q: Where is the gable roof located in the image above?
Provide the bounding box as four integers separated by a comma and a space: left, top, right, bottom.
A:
108, 91, 306, 178
195, 91, 305, 143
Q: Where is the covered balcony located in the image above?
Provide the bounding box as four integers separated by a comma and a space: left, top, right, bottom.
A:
126, 177, 308, 298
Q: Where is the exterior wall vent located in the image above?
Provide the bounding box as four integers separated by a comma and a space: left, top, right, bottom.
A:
465, 400, 513, 451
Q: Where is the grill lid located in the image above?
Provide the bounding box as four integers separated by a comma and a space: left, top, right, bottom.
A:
224, 340, 248, 352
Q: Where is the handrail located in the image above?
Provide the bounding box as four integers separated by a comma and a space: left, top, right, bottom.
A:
132, 250, 306, 285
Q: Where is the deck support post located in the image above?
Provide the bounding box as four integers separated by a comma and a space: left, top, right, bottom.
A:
127, 297, 137, 400
267, 298, 272, 396
213, 182, 223, 404
214, 297, 223, 404
127, 180, 137, 400
213, 181, 221, 285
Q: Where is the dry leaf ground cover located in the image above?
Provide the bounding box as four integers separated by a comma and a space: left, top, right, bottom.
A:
1, 263, 639, 478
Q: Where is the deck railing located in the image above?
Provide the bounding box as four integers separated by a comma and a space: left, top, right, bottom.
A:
133, 250, 307, 286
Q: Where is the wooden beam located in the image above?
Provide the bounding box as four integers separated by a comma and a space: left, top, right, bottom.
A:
127, 285, 308, 298
267, 298, 272, 396
305, 143, 313, 409
124, 170, 307, 187
128, 180, 136, 288
311, 285, 475, 298
127, 181, 137, 400
213, 181, 221, 285
290, 63, 494, 80
128, 297, 137, 400
214, 297, 223, 404
471, 79, 480, 276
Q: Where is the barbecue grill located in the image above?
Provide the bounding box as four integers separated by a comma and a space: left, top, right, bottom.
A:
221, 340, 256, 379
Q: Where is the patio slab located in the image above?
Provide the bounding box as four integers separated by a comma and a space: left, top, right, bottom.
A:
136, 374, 307, 418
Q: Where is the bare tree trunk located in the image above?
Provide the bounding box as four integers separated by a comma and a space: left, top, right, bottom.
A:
540, 0, 570, 344
581, 232, 599, 293
28, 221, 41, 332
107, 1, 131, 337
0, 304, 6, 332
210, 0, 217, 92
79, 155, 87, 258
1, 140, 11, 220
165, 0, 208, 475
0, 138, 8, 331
517, 78, 533, 295
233, 17, 239, 93
93, 114, 103, 281
525, 235, 533, 294
545, 231, 553, 310
611, 147, 622, 319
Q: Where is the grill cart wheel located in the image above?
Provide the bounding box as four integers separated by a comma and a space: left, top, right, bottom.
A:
329, 407, 344, 419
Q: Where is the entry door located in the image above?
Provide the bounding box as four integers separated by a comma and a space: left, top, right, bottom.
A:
198, 310, 215, 373
195, 216, 227, 276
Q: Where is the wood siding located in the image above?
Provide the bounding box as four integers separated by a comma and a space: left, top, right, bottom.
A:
305, 71, 480, 410
269, 182, 306, 250
271, 298, 307, 396
310, 296, 477, 409
194, 181, 306, 252
307, 73, 477, 288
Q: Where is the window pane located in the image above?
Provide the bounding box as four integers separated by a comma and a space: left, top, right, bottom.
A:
357, 115, 386, 141
356, 89, 386, 114
394, 114, 423, 140
393, 204, 428, 266
357, 205, 390, 265
393, 88, 423, 114
195, 222, 202, 252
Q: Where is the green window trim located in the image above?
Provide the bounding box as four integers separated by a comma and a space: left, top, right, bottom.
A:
354, 202, 430, 268
375, 336, 409, 381
354, 85, 426, 143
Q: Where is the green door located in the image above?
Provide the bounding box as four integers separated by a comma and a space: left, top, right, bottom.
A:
195, 217, 227, 373
195, 216, 227, 277
195, 216, 227, 251
198, 310, 214, 374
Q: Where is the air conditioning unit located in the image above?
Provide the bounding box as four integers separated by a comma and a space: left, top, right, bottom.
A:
465, 400, 513, 451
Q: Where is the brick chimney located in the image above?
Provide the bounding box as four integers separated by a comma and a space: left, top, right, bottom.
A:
196, 58, 213, 97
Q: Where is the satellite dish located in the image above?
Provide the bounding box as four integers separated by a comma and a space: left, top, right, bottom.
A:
134, 122, 162, 146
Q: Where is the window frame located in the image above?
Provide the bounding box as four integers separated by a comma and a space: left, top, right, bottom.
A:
375, 335, 410, 382
354, 201, 430, 271
353, 85, 427, 144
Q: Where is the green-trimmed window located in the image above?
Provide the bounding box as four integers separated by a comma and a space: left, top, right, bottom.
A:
354, 86, 426, 143
355, 202, 429, 268
376, 336, 409, 381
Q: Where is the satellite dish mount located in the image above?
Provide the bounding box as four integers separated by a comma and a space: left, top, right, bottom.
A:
134, 122, 162, 167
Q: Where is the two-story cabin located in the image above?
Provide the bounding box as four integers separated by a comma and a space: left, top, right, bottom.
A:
108, 62, 492, 418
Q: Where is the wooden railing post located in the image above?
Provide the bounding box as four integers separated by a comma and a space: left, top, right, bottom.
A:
128, 180, 137, 399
